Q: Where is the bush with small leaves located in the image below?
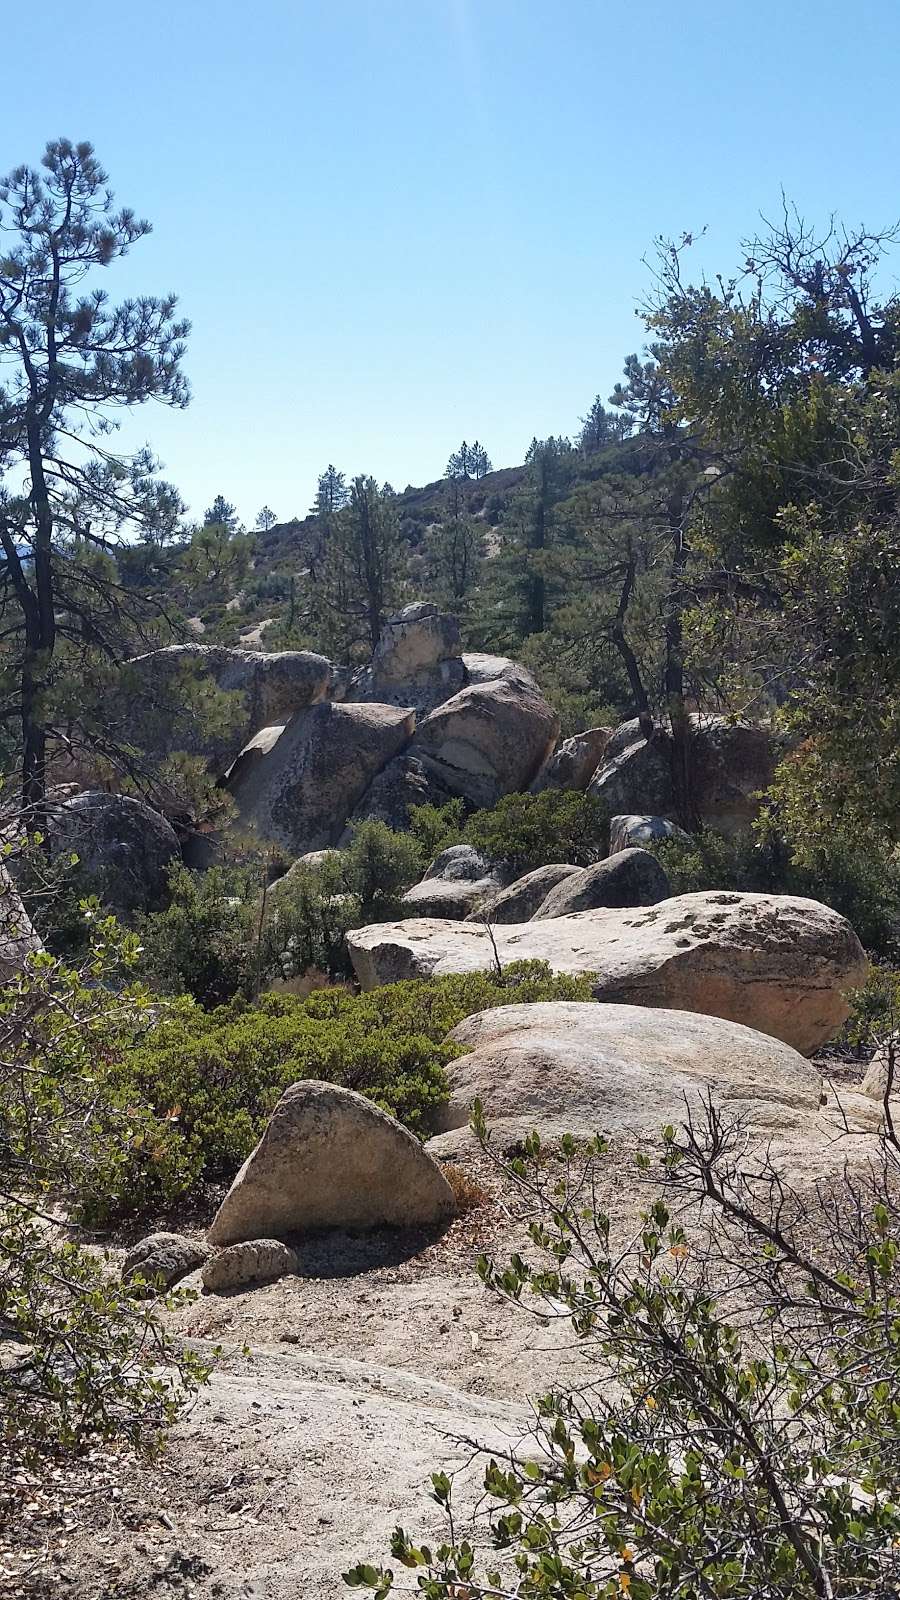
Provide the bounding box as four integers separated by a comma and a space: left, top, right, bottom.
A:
139, 823, 426, 1006
0, 916, 207, 1467
408, 798, 467, 869
464, 790, 609, 873
341, 819, 423, 920
100, 962, 596, 1216
348, 1099, 900, 1599
136, 863, 259, 1006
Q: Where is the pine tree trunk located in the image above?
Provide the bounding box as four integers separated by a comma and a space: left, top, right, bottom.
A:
664, 494, 699, 830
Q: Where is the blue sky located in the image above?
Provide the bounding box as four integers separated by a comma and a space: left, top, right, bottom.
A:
3, 0, 900, 525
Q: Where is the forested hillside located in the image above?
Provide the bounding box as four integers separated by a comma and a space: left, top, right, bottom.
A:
12, 202, 896, 885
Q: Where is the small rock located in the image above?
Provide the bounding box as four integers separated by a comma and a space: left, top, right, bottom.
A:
122, 1232, 212, 1290
202, 1240, 299, 1294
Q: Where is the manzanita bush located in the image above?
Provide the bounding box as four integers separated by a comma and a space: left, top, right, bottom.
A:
0, 906, 207, 1462
347, 1096, 900, 1599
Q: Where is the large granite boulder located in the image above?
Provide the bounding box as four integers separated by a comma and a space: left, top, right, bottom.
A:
588, 721, 674, 818
532, 848, 670, 918
345, 752, 457, 835
208, 1080, 455, 1246
401, 876, 499, 919
47, 791, 180, 915
460, 653, 539, 689
690, 716, 779, 833
531, 728, 612, 793
127, 644, 333, 770
353, 605, 466, 715
0, 865, 42, 982
401, 845, 502, 920
373, 603, 461, 679
609, 814, 691, 854
435, 1001, 819, 1139
226, 701, 416, 856
411, 676, 559, 807
423, 845, 494, 883
469, 863, 582, 925
347, 891, 867, 1055
587, 715, 777, 836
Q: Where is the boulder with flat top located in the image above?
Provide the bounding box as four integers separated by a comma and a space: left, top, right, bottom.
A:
347, 891, 867, 1055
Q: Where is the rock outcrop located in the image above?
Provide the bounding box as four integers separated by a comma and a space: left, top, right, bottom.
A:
469, 863, 582, 924
436, 1001, 819, 1139
47, 791, 180, 915
347, 891, 867, 1055
411, 676, 559, 807
207, 1080, 456, 1246
587, 715, 777, 836
127, 643, 333, 768
226, 702, 416, 856
531, 848, 670, 918
531, 727, 612, 793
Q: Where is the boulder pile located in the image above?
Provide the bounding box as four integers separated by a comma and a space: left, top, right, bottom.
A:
588, 714, 778, 836
129, 605, 563, 859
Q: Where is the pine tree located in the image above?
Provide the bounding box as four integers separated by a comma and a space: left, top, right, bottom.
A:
204, 494, 240, 532
445, 441, 471, 480
255, 505, 277, 532
312, 465, 350, 517
0, 138, 190, 820
314, 476, 400, 660
469, 440, 492, 478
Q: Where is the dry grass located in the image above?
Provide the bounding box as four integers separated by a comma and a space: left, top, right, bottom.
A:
442, 1162, 490, 1216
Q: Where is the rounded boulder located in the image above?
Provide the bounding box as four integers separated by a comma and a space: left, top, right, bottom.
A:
532, 848, 670, 918
207, 1080, 456, 1247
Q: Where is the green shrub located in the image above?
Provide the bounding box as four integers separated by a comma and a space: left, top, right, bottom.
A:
408, 798, 467, 865
463, 790, 609, 872
838, 964, 900, 1052
0, 918, 207, 1464
263, 861, 358, 985
340, 819, 422, 919
655, 827, 900, 959
137, 863, 259, 1006
139, 824, 424, 1006
102, 962, 596, 1216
